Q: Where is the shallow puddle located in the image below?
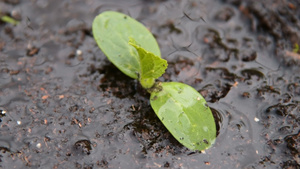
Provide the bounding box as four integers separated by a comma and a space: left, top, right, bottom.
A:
0, 0, 299, 168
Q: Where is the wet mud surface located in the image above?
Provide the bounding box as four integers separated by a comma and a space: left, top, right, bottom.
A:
1, 0, 300, 168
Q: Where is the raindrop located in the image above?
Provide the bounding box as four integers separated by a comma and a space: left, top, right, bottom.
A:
203, 126, 208, 132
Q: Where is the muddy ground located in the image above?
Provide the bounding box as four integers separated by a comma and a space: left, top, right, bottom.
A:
0, 0, 300, 168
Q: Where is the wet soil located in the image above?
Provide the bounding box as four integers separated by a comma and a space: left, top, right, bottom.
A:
1, 0, 300, 168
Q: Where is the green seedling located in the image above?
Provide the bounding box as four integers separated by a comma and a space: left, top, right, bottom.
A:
93, 11, 216, 151
0, 11, 19, 25
293, 43, 299, 53
0, 15, 18, 25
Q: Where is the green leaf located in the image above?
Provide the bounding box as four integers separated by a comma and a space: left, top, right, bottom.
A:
92, 11, 161, 79
129, 38, 168, 89
150, 82, 216, 151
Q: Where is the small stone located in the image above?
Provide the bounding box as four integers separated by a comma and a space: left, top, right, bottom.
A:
27, 46, 40, 56
1, 110, 6, 115
76, 49, 82, 56
204, 161, 211, 165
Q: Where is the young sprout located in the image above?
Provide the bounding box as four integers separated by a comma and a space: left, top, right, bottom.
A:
93, 11, 216, 151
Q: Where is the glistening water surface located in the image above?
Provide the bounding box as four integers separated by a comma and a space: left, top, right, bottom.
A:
0, 0, 299, 168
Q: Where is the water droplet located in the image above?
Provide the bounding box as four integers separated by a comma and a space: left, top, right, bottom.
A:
178, 88, 183, 94
17, 121, 21, 125
203, 126, 208, 132
180, 137, 184, 140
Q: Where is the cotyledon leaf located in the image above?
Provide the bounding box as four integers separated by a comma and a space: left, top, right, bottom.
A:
129, 38, 168, 89
150, 82, 216, 151
92, 11, 161, 79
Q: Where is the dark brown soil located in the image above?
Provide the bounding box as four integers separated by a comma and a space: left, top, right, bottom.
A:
0, 0, 300, 168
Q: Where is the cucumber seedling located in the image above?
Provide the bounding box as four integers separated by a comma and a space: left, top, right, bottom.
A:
93, 11, 216, 151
